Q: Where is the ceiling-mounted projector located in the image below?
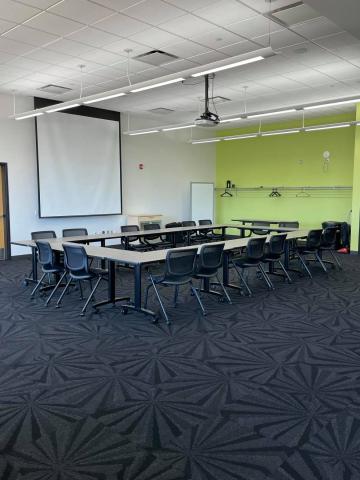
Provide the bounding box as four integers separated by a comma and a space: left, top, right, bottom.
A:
194, 74, 220, 127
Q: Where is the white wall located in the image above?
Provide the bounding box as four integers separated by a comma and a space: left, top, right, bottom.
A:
0, 94, 215, 255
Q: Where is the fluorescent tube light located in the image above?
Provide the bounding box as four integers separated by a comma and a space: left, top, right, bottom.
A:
304, 98, 360, 110
262, 129, 300, 136
220, 117, 243, 124
15, 112, 44, 120
46, 103, 80, 113
191, 56, 264, 77
162, 124, 196, 131
130, 78, 185, 93
83, 92, 126, 104
224, 134, 258, 141
305, 123, 351, 132
128, 130, 159, 136
248, 109, 297, 119
192, 139, 221, 144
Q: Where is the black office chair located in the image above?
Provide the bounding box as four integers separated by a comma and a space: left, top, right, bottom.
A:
193, 243, 231, 311
144, 248, 205, 324
319, 227, 342, 269
263, 234, 292, 283
121, 225, 150, 251
198, 219, 222, 241
165, 222, 185, 245
56, 244, 107, 316
30, 241, 65, 300
278, 222, 299, 229
31, 230, 56, 240
294, 229, 326, 278
231, 237, 273, 296
142, 223, 172, 250
62, 228, 88, 237
182, 220, 203, 244
251, 222, 271, 236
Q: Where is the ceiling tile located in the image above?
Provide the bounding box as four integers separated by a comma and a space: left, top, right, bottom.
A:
66, 27, 120, 47
165, 40, 210, 58
25, 71, 68, 83
190, 27, 243, 49
87, 0, 146, 12
162, 58, 198, 72
13, 0, 61, 9
104, 37, 149, 55
0, 18, 16, 34
49, 0, 114, 24
254, 29, 305, 49
189, 50, 229, 65
278, 41, 339, 67
43, 64, 78, 78
226, 15, 282, 39
94, 13, 149, 37
25, 12, 84, 36
239, 0, 307, 14
283, 68, 336, 87
26, 47, 75, 64
80, 48, 125, 65
218, 39, 262, 56
0, 51, 16, 63
6, 55, 51, 71
0, 37, 34, 55
159, 14, 213, 37
315, 32, 360, 55
163, 0, 218, 12
0, 64, 28, 82
3, 25, 59, 47
0, 0, 40, 22
292, 17, 343, 40
193, 0, 256, 27
129, 27, 181, 48
46, 38, 94, 56
315, 61, 360, 81
124, 0, 185, 25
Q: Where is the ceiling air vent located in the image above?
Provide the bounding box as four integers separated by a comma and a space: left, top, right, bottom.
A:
38, 84, 72, 95
268, 1, 320, 26
148, 107, 175, 114
201, 96, 231, 104
134, 50, 179, 66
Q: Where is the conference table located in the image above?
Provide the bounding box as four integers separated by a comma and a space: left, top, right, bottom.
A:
231, 219, 299, 238
12, 227, 309, 320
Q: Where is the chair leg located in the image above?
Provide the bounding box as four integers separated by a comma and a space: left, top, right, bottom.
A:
315, 252, 327, 273
30, 272, 47, 298
329, 249, 342, 269
79, 281, 84, 300
297, 253, 312, 278
80, 277, 102, 316
231, 261, 252, 296
215, 273, 232, 304
45, 271, 67, 306
258, 263, 274, 290
190, 281, 206, 316
56, 277, 73, 308
149, 275, 170, 324
144, 282, 153, 309
173, 285, 179, 307
277, 260, 292, 283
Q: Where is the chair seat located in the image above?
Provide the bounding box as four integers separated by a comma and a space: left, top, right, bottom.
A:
43, 263, 64, 274
152, 274, 192, 285
263, 254, 281, 262
194, 266, 218, 278
233, 257, 262, 267
146, 241, 173, 250
69, 267, 107, 281
297, 246, 318, 254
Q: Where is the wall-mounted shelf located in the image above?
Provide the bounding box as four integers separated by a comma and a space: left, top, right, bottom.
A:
215, 185, 352, 192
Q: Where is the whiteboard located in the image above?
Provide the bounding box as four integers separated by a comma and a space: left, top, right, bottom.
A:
36, 112, 121, 218
190, 182, 214, 222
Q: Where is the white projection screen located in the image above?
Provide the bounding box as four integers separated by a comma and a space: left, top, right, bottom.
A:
36, 110, 121, 217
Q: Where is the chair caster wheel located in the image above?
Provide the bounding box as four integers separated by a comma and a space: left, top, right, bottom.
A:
23, 280, 29, 287
152, 315, 159, 324
122, 307, 128, 315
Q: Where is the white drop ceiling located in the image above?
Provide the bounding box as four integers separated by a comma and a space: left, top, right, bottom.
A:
1, 0, 360, 129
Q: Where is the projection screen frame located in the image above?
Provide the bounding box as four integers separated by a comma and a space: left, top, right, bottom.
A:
34, 97, 122, 218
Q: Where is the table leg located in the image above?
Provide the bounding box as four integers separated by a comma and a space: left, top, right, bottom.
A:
222, 250, 243, 292
24, 247, 38, 286
122, 263, 157, 318
221, 227, 226, 240
93, 260, 130, 310
100, 239, 106, 269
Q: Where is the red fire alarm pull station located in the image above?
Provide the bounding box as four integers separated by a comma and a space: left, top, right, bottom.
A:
139, 163, 144, 170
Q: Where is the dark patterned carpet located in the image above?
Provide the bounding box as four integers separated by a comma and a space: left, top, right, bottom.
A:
0, 253, 359, 480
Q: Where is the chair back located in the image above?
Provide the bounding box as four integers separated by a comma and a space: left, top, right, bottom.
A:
165, 222, 184, 243
252, 221, 270, 235
199, 219, 212, 226
143, 223, 161, 241
269, 234, 287, 255
246, 237, 267, 260
31, 230, 56, 240
35, 241, 54, 268
182, 221, 196, 227
198, 219, 212, 235
321, 227, 337, 247
279, 222, 299, 228
198, 243, 224, 273
306, 229, 322, 249
63, 244, 89, 274
165, 248, 197, 280
121, 225, 140, 243
62, 228, 88, 238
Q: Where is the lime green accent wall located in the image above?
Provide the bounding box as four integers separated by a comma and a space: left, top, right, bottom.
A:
216, 114, 355, 229
351, 104, 360, 251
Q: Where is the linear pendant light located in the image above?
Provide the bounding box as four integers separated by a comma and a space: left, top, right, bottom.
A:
128, 130, 160, 136
224, 134, 258, 141
305, 123, 351, 132
84, 92, 126, 104
262, 129, 300, 136
191, 56, 264, 77
162, 124, 195, 131
304, 98, 360, 110
192, 139, 221, 144
130, 78, 185, 93
248, 109, 297, 119
15, 112, 44, 120
46, 103, 80, 113
220, 117, 243, 124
